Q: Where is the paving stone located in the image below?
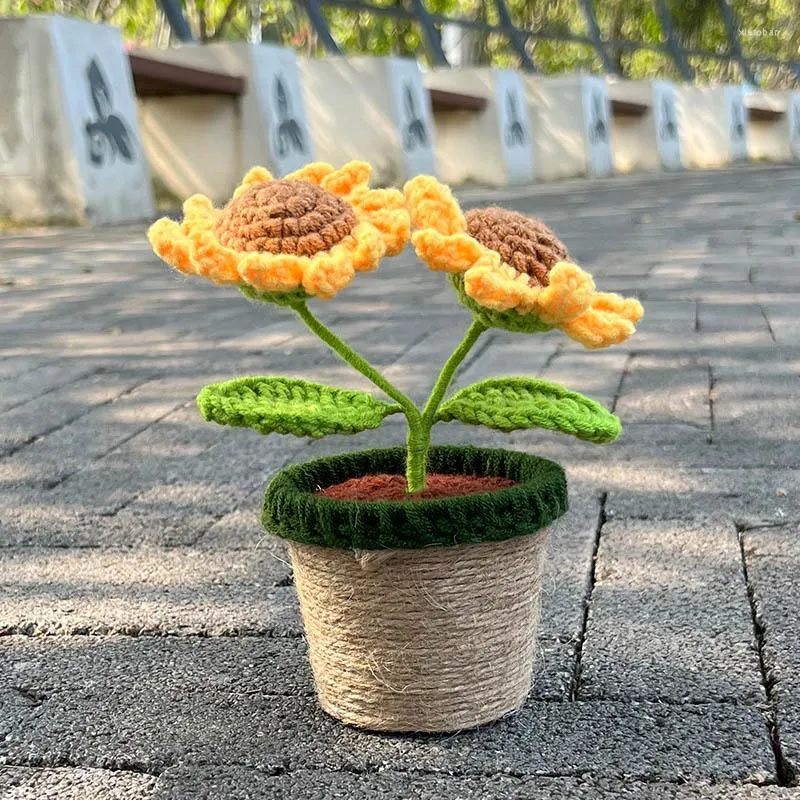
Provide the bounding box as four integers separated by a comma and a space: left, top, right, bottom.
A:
0, 767, 157, 799
539, 351, 629, 409
152, 769, 797, 800
0, 547, 294, 636
0, 643, 774, 780
0, 377, 195, 489
453, 333, 559, 388
595, 423, 799, 471
699, 260, 753, 283
697, 302, 773, 334
0, 356, 51, 381
711, 364, 799, 468
596, 465, 800, 525
530, 490, 603, 700
581, 520, 762, 703
630, 300, 697, 336
0, 364, 96, 412
198, 501, 268, 551
741, 524, 800, 774
2, 167, 800, 797
762, 303, 800, 345
615, 355, 710, 428
381, 323, 469, 403
0, 371, 147, 457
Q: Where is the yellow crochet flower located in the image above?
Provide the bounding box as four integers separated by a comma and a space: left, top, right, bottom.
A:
403, 175, 643, 348
148, 161, 410, 301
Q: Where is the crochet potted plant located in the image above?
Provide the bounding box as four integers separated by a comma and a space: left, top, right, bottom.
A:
148, 162, 643, 733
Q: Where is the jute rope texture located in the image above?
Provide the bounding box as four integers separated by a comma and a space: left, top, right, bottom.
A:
289, 529, 548, 733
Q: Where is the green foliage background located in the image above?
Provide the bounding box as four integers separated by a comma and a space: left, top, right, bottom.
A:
3, 0, 798, 86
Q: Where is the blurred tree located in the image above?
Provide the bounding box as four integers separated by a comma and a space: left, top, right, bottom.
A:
0, 0, 796, 86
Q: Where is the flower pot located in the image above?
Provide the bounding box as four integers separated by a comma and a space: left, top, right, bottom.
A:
263, 445, 568, 733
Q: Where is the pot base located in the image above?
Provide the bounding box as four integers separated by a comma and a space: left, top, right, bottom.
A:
289, 530, 548, 733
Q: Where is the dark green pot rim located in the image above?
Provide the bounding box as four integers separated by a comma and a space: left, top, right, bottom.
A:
262, 445, 568, 550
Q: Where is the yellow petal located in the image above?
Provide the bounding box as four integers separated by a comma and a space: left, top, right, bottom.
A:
403, 175, 466, 235
182, 194, 214, 221
237, 252, 305, 293
535, 261, 596, 324
233, 166, 273, 198
303, 251, 355, 299
321, 161, 372, 198
411, 230, 488, 274
349, 187, 410, 255
464, 259, 531, 312
560, 307, 637, 349
148, 218, 196, 275
189, 230, 241, 285
284, 162, 335, 185
348, 223, 386, 273
589, 292, 644, 323
180, 194, 217, 235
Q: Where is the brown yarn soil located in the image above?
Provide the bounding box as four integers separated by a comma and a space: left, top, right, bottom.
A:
318, 473, 518, 502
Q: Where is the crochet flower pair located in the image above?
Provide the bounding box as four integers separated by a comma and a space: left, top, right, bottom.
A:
148, 161, 642, 348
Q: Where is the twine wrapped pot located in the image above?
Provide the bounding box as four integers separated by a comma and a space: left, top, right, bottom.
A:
263, 445, 568, 733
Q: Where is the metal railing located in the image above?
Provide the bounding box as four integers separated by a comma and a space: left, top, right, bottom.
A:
157, 0, 800, 86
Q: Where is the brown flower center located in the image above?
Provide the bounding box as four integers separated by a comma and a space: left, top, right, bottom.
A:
213, 180, 357, 256
464, 207, 569, 287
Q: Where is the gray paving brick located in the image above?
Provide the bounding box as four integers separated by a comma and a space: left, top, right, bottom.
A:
453, 334, 559, 388
2, 166, 800, 797
742, 524, 800, 774
581, 520, 762, 703
711, 364, 799, 469
151, 769, 797, 800
0, 371, 145, 457
699, 260, 753, 283
0, 356, 51, 381
539, 351, 629, 409
762, 303, 800, 345
615, 355, 709, 427
0, 547, 293, 636
0, 364, 96, 412
596, 465, 800, 525
0, 651, 774, 781
0, 767, 157, 799
632, 300, 697, 335
0, 377, 193, 489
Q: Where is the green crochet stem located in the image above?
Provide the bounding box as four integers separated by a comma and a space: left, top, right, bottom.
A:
291, 302, 486, 493
422, 319, 486, 427
292, 301, 424, 490
407, 319, 487, 492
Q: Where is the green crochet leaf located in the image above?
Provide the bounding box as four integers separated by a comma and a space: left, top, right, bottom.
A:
436, 377, 621, 443
197, 377, 402, 438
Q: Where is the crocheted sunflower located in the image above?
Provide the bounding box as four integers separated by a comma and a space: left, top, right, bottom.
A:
148, 161, 410, 302
403, 175, 643, 348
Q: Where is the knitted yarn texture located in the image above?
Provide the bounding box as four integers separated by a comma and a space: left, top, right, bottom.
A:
464, 207, 569, 287
147, 162, 643, 498
262, 445, 568, 549
145, 163, 648, 737
404, 174, 643, 349
214, 180, 357, 255
197, 376, 401, 438
288, 528, 548, 732
147, 161, 410, 300
436, 377, 621, 442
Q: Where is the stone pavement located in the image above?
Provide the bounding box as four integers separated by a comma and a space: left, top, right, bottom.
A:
0, 165, 799, 799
